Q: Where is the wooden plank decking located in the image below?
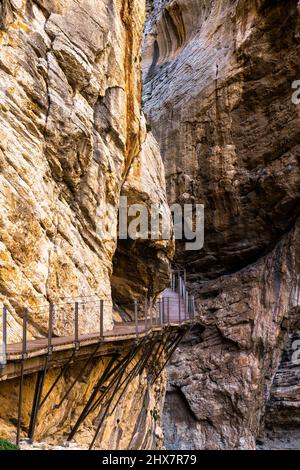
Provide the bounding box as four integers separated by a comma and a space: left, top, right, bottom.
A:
1, 277, 195, 369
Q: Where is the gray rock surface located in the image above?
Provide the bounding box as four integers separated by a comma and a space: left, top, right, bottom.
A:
143, 0, 300, 449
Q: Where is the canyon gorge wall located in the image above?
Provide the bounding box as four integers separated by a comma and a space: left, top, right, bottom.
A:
0, 347, 166, 449
143, 0, 300, 449
0, 0, 172, 448
1, 0, 299, 451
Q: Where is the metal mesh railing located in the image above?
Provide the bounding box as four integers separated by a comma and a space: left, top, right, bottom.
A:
0, 270, 195, 360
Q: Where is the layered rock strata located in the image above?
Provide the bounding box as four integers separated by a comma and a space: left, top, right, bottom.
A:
0, 346, 166, 449
143, 0, 300, 449
0, 0, 172, 449
0, 0, 173, 338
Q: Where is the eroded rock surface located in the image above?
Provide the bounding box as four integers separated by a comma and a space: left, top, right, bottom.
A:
0, 348, 166, 449
258, 327, 300, 449
164, 222, 299, 449
143, 0, 300, 449
0, 0, 172, 449
0, 0, 173, 339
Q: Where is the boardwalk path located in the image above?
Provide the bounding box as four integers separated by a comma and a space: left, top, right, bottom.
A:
0, 270, 195, 448
3, 272, 194, 362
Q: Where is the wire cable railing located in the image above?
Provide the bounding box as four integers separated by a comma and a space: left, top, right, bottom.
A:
0, 271, 195, 362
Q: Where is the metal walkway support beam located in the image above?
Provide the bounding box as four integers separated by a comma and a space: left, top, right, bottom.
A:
28, 370, 44, 441
55, 343, 100, 409
40, 350, 76, 409
152, 327, 189, 384
16, 309, 28, 445
90, 344, 143, 424
28, 303, 53, 441
68, 340, 149, 448
68, 344, 141, 442
67, 355, 118, 442
1, 273, 195, 446
147, 330, 173, 377
88, 344, 142, 415
1, 305, 7, 366
88, 353, 133, 450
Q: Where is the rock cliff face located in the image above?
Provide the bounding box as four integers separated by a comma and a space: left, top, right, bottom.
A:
0, 0, 173, 338
143, 0, 300, 449
0, 0, 172, 448
258, 328, 300, 449
0, 349, 166, 449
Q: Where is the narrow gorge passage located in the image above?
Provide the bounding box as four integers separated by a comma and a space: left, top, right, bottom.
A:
142, 0, 300, 450
0, 0, 299, 455
0, 0, 175, 450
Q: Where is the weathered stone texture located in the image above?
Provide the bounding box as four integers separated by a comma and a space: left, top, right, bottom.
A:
0, 0, 172, 449
0, 348, 166, 449
0, 0, 173, 335
144, 0, 300, 449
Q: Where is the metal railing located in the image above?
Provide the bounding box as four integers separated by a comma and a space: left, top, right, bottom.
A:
0, 299, 110, 359
170, 269, 194, 320
0, 271, 195, 362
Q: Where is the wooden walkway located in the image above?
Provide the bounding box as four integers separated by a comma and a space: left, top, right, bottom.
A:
0, 270, 195, 448
1, 270, 194, 363
5, 317, 186, 360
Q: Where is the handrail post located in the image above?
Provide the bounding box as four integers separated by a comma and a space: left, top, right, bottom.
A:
100, 299, 104, 341
75, 302, 80, 350
22, 309, 28, 359
16, 308, 28, 445
167, 298, 170, 325
1, 305, 7, 365
178, 293, 181, 325
134, 301, 139, 338
48, 303, 53, 354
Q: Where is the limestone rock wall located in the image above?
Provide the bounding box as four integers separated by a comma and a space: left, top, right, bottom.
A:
143, 0, 300, 449
164, 221, 299, 449
0, 0, 173, 449
0, 0, 173, 336
112, 116, 174, 306
258, 326, 300, 449
0, 347, 166, 449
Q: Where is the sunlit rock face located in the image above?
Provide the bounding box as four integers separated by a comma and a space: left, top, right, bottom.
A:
0, 0, 173, 449
0, 348, 167, 450
0, 0, 173, 339
143, 0, 300, 449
